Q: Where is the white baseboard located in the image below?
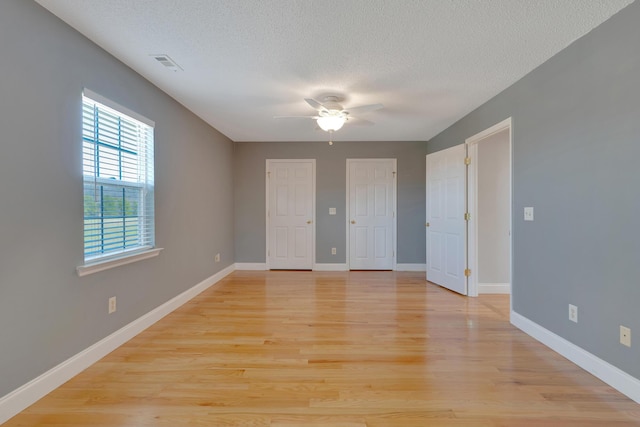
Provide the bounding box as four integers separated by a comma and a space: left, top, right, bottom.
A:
511, 311, 640, 404
313, 263, 348, 271
235, 263, 351, 272
234, 262, 267, 270
396, 263, 427, 272
479, 282, 510, 294
0, 264, 236, 425
234, 263, 427, 272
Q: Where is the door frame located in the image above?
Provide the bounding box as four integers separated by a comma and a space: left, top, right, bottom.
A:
466, 117, 513, 297
345, 158, 398, 270
265, 159, 316, 270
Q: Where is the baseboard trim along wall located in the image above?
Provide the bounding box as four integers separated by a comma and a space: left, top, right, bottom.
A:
313, 263, 348, 271
234, 262, 267, 270
0, 264, 236, 425
396, 263, 427, 272
511, 311, 640, 404
234, 263, 427, 272
478, 283, 510, 294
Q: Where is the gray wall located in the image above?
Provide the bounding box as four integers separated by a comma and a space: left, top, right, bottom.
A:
478, 130, 510, 285
429, 2, 640, 378
234, 141, 427, 264
0, 0, 235, 397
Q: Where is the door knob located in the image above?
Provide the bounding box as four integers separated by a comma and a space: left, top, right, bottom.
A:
306, 220, 312, 224
425, 222, 430, 227
351, 220, 356, 224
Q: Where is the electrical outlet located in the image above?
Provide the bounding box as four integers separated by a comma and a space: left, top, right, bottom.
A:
331, 247, 337, 255
524, 207, 534, 221
215, 253, 220, 262
568, 304, 578, 323
620, 325, 631, 347
108, 296, 117, 314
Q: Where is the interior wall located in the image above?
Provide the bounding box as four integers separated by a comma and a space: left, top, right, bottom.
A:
477, 130, 510, 285
0, 0, 235, 398
428, 1, 640, 379
234, 141, 427, 265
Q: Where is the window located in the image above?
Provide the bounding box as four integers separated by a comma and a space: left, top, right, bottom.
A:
82, 90, 155, 264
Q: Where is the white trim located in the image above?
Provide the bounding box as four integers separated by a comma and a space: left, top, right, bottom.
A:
234, 262, 268, 270
425, 155, 428, 284
265, 159, 316, 270
0, 264, 235, 425
467, 143, 477, 297
346, 159, 397, 271
83, 88, 155, 127
478, 283, 510, 294
511, 311, 640, 404
466, 117, 513, 298
468, 117, 513, 142
396, 263, 427, 272
77, 248, 163, 277
313, 263, 348, 271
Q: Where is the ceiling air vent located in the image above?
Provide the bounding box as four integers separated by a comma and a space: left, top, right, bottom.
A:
150, 54, 183, 72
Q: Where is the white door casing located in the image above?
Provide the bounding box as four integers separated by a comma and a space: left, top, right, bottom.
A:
266, 160, 315, 270
467, 117, 513, 297
346, 159, 397, 270
426, 145, 467, 295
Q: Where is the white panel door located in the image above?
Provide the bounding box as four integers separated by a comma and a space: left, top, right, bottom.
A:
348, 159, 396, 270
426, 145, 467, 295
268, 160, 314, 269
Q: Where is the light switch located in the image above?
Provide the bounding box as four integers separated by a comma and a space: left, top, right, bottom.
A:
524, 207, 534, 221
329, 208, 336, 215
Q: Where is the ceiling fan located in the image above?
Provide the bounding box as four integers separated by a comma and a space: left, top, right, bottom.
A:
276, 96, 383, 145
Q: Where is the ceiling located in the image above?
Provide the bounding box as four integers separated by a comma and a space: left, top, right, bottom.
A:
36, 0, 633, 142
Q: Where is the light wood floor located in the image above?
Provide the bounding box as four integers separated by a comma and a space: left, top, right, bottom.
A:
5, 271, 640, 426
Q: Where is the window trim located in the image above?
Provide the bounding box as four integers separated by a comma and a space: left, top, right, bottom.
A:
79, 89, 157, 273
82, 89, 155, 128
77, 247, 163, 277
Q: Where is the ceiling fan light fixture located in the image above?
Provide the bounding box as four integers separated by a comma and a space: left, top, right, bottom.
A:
317, 115, 346, 132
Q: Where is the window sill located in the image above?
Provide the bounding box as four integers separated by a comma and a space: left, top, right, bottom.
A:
77, 248, 163, 277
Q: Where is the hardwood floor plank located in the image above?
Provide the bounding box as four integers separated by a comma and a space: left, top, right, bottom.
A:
4, 271, 639, 426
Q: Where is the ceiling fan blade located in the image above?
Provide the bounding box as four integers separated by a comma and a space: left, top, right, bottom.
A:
304, 98, 327, 112
274, 115, 319, 119
344, 103, 384, 115
346, 117, 375, 126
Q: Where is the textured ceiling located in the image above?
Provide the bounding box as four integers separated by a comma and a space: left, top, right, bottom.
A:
36, 0, 633, 142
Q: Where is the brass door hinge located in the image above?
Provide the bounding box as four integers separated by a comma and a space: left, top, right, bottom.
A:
464, 157, 471, 165
464, 268, 471, 277
464, 212, 471, 221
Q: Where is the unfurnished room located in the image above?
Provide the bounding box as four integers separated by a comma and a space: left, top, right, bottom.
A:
1, 1, 640, 425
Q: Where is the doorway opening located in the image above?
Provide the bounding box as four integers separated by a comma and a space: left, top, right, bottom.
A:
467, 118, 512, 296
425, 118, 512, 296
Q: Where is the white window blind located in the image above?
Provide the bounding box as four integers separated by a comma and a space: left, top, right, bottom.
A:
82, 91, 155, 262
